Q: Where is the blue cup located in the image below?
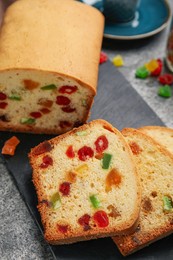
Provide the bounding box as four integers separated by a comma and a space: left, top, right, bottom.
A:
103, 0, 139, 23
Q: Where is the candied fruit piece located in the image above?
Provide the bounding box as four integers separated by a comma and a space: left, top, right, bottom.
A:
100, 51, 108, 64
75, 164, 88, 174
61, 106, 76, 113
0, 92, 7, 100
95, 135, 108, 153
59, 85, 78, 94
135, 66, 150, 79
163, 196, 173, 212
0, 102, 8, 109
93, 210, 109, 228
40, 155, 53, 168
78, 146, 94, 161
59, 121, 72, 128
23, 79, 40, 90
145, 59, 158, 72
158, 85, 172, 98
2, 136, 20, 156
59, 182, 71, 196
129, 142, 142, 155
30, 112, 42, 118
90, 195, 101, 209
105, 168, 122, 192
78, 214, 91, 231
56, 96, 71, 106
41, 84, 56, 90
107, 205, 121, 218
38, 98, 53, 108
33, 141, 52, 155
66, 145, 75, 158
50, 192, 61, 209
112, 55, 124, 67
66, 171, 76, 183
57, 224, 68, 234
158, 74, 173, 85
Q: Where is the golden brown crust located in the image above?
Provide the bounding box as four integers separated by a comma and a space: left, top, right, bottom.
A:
29, 120, 141, 244
113, 128, 173, 256
0, 0, 104, 92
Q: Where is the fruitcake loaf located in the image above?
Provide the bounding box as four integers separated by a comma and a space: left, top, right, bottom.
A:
139, 126, 173, 154
29, 120, 141, 245
113, 128, 173, 256
0, 0, 104, 134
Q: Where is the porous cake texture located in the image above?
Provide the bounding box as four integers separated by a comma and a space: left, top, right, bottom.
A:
113, 128, 173, 255
29, 120, 141, 244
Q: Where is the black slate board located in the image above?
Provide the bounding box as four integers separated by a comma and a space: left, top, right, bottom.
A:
0, 61, 172, 260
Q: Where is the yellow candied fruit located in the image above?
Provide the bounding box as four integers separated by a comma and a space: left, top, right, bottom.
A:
145, 59, 158, 72
112, 55, 124, 67
75, 164, 88, 174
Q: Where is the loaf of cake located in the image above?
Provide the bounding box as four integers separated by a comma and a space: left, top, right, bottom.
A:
0, 0, 104, 134
113, 128, 173, 255
139, 126, 173, 154
29, 120, 141, 244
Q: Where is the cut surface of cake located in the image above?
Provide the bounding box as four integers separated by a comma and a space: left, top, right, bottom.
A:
0, 0, 104, 134
113, 128, 173, 255
29, 120, 141, 244
139, 126, 173, 154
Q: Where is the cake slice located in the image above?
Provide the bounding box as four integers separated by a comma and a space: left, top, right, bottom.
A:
139, 126, 173, 154
113, 128, 173, 255
0, 0, 104, 134
29, 120, 141, 245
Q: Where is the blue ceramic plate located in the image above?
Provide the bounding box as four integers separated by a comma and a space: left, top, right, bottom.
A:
92, 0, 171, 40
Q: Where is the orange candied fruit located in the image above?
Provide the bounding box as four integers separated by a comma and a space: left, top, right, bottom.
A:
2, 136, 20, 156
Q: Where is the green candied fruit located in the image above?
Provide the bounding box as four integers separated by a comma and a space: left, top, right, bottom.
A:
41, 84, 56, 90
158, 85, 172, 98
20, 117, 36, 125
89, 194, 101, 209
163, 196, 173, 212
9, 94, 21, 100
81, 99, 87, 107
135, 66, 150, 79
76, 131, 87, 136
50, 192, 61, 209
102, 153, 112, 169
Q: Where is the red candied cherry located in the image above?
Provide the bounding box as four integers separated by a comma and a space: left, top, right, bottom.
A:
158, 74, 173, 85
0, 102, 8, 109
30, 112, 42, 118
129, 142, 142, 155
66, 145, 75, 158
78, 214, 91, 231
61, 106, 76, 113
40, 155, 53, 168
100, 52, 108, 64
59, 121, 72, 129
57, 224, 68, 234
56, 96, 71, 106
0, 92, 7, 100
59, 182, 71, 196
33, 141, 52, 155
40, 108, 51, 114
59, 85, 78, 94
93, 210, 109, 228
95, 135, 108, 153
78, 146, 94, 161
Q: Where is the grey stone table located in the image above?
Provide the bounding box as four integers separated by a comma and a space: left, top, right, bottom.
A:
1, 1, 173, 260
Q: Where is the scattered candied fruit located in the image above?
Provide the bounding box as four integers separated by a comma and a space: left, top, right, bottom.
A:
151, 59, 162, 76
2, 136, 20, 156
59, 121, 72, 129
66, 145, 75, 158
66, 171, 76, 183
112, 55, 124, 67
56, 96, 71, 106
57, 224, 68, 234
93, 210, 109, 228
78, 146, 94, 161
40, 155, 53, 168
135, 66, 150, 79
75, 164, 88, 174
23, 79, 40, 90
95, 135, 108, 153
158, 85, 172, 98
59, 85, 78, 94
33, 141, 52, 155
129, 142, 142, 155
0, 102, 8, 109
163, 196, 173, 212
38, 98, 53, 108
100, 51, 108, 64
158, 74, 173, 85
0, 92, 7, 100
78, 214, 91, 231
145, 59, 159, 72
50, 192, 61, 209
30, 112, 42, 118
61, 106, 76, 113
105, 168, 122, 192
59, 182, 71, 196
